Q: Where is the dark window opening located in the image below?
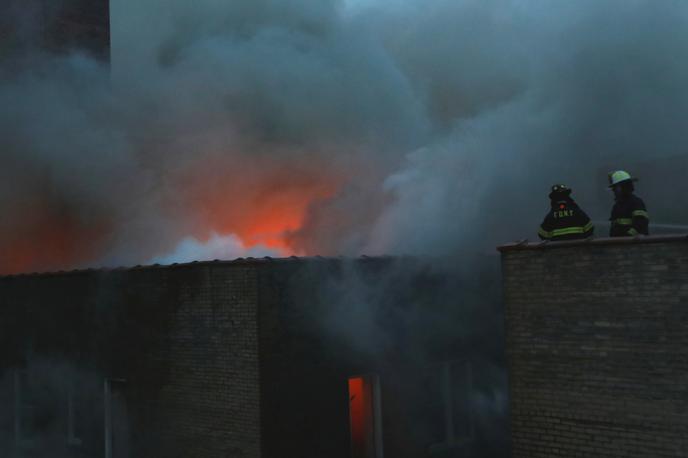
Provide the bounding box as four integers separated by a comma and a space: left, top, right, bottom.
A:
104, 378, 129, 458
13, 363, 110, 456
424, 360, 474, 456
66, 382, 83, 447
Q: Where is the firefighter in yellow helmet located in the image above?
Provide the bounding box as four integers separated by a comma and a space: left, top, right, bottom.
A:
538, 184, 594, 241
608, 170, 649, 237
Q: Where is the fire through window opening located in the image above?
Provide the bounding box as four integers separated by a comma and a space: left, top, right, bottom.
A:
348, 375, 383, 458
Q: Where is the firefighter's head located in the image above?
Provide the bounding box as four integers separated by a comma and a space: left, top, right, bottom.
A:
608, 170, 637, 199
549, 184, 572, 200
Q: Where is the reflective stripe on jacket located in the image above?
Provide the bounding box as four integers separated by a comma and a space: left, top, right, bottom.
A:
610, 195, 649, 237
539, 199, 594, 241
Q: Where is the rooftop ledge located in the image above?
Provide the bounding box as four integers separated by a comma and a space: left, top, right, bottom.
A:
0, 255, 402, 280
497, 233, 688, 252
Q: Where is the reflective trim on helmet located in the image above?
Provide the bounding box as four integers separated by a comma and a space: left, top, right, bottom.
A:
614, 218, 633, 225
632, 210, 649, 219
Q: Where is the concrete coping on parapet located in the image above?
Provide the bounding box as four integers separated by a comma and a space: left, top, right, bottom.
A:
497, 233, 688, 252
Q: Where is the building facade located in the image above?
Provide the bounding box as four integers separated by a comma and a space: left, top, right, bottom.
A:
500, 235, 688, 457
0, 257, 506, 458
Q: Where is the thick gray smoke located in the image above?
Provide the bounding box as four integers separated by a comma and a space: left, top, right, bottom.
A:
356, 0, 688, 255
2, 0, 688, 271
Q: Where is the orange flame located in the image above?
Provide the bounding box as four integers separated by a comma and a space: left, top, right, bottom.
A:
169, 152, 343, 255
0, 153, 344, 275
0, 199, 109, 275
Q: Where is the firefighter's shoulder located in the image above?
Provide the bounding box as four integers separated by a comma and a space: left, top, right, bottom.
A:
630, 195, 647, 209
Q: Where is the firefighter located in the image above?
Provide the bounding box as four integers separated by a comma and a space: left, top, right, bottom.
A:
538, 184, 594, 241
608, 170, 649, 237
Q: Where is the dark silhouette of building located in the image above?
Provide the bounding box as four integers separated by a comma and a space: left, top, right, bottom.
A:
0, 256, 507, 458
0, 0, 110, 61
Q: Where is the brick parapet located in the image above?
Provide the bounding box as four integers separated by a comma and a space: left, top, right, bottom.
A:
500, 238, 688, 457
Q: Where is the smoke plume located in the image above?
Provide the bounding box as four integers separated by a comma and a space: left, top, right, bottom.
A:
2, 0, 688, 272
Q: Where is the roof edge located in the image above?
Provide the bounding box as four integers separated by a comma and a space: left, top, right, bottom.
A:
0, 255, 403, 280
497, 233, 688, 252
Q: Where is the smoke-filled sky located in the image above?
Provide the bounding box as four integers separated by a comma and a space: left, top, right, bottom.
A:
1, 0, 688, 273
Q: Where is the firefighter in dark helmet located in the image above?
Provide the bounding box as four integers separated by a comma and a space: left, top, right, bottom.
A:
608, 170, 649, 237
538, 184, 594, 241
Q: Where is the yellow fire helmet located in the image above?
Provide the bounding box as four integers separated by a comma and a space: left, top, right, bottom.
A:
608, 170, 638, 187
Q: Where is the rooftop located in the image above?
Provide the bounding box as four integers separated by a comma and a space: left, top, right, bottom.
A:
0, 255, 399, 280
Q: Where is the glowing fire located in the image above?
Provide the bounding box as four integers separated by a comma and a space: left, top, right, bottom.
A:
0, 153, 343, 275
176, 153, 342, 256
0, 198, 109, 275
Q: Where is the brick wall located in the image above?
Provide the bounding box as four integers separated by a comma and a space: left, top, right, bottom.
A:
135, 264, 262, 458
499, 236, 688, 458
0, 262, 262, 458
0, 256, 507, 458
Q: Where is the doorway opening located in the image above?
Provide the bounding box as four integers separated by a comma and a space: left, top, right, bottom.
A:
348, 375, 383, 458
